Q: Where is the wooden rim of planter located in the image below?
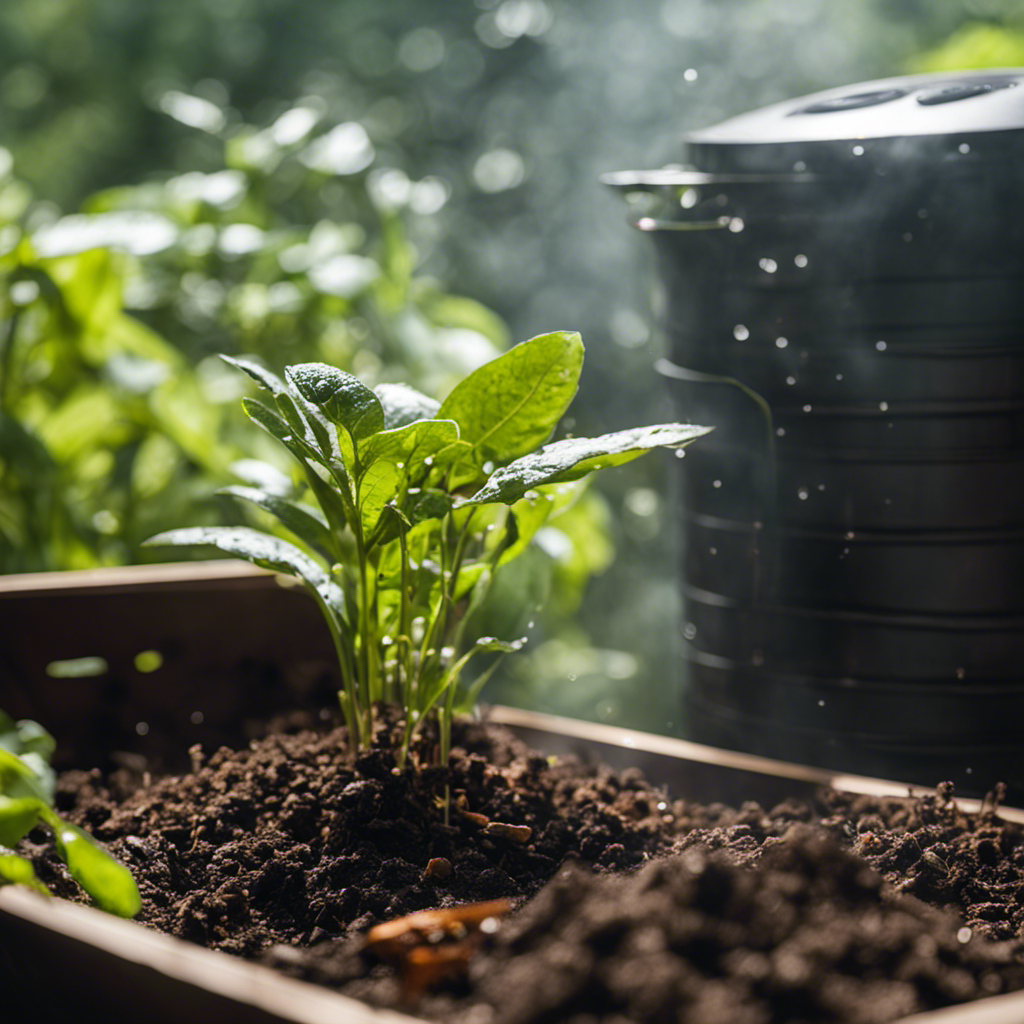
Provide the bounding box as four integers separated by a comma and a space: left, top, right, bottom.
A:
0, 886, 424, 1024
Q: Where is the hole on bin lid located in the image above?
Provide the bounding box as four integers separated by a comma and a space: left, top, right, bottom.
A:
794, 89, 906, 114
916, 81, 1010, 105
46, 656, 108, 678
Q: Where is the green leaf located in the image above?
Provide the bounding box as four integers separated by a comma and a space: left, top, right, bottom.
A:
55, 823, 141, 918
408, 488, 454, 525
0, 715, 55, 763
218, 485, 336, 558
0, 853, 49, 896
241, 397, 319, 461
285, 363, 384, 441
374, 383, 441, 430
221, 354, 288, 394
143, 526, 343, 614
0, 795, 45, 847
359, 461, 400, 536
0, 748, 52, 803
360, 418, 460, 476
437, 331, 584, 463
277, 385, 337, 465
463, 423, 713, 506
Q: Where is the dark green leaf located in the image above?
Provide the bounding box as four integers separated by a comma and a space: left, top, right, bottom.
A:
408, 488, 454, 525
285, 362, 384, 440
241, 396, 321, 464
221, 354, 288, 394
437, 331, 584, 462
143, 526, 344, 614
463, 423, 713, 506
374, 382, 441, 430
276, 386, 337, 464
55, 823, 141, 918
219, 485, 336, 558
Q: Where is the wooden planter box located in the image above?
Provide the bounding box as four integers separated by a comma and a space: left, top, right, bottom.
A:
1, 563, 1022, 1024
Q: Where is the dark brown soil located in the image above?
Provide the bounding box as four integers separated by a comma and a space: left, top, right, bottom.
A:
22, 711, 1024, 1023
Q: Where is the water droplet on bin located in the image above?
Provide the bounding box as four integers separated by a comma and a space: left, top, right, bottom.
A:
733, 324, 750, 340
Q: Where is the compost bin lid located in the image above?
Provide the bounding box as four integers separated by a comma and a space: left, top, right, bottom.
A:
682, 69, 1024, 175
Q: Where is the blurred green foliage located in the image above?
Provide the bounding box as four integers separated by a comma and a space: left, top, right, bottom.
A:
911, 20, 1024, 70
0, 161, 233, 571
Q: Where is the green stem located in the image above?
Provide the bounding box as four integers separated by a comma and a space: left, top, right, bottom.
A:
396, 523, 415, 768
308, 585, 362, 751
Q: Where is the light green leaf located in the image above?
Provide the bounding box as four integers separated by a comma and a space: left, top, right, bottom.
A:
0, 748, 51, 803
143, 526, 343, 613
437, 331, 584, 463
0, 715, 55, 763
374, 383, 441, 430
463, 423, 713, 506
0, 853, 49, 896
218, 486, 336, 558
359, 461, 400, 536
361, 419, 460, 475
285, 363, 384, 440
55, 823, 141, 918
0, 795, 44, 847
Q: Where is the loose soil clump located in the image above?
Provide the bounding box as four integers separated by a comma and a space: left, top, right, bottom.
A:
22, 712, 1024, 1023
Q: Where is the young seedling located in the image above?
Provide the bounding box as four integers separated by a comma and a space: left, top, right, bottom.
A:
0, 710, 141, 917
145, 331, 710, 801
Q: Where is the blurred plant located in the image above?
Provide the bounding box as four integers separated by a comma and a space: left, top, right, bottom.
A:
74, 95, 509, 399
0, 709, 140, 917
0, 150, 239, 572
910, 20, 1024, 71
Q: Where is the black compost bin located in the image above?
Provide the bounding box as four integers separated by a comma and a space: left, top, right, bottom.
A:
606, 69, 1024, 798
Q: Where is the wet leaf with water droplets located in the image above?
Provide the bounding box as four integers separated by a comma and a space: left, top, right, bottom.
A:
461, 423, 713, 506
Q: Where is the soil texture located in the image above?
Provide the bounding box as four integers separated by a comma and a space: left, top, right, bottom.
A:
20, 711, 1024, 1024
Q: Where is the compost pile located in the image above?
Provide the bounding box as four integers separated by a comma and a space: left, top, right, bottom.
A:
29, 714, 1024, 1024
